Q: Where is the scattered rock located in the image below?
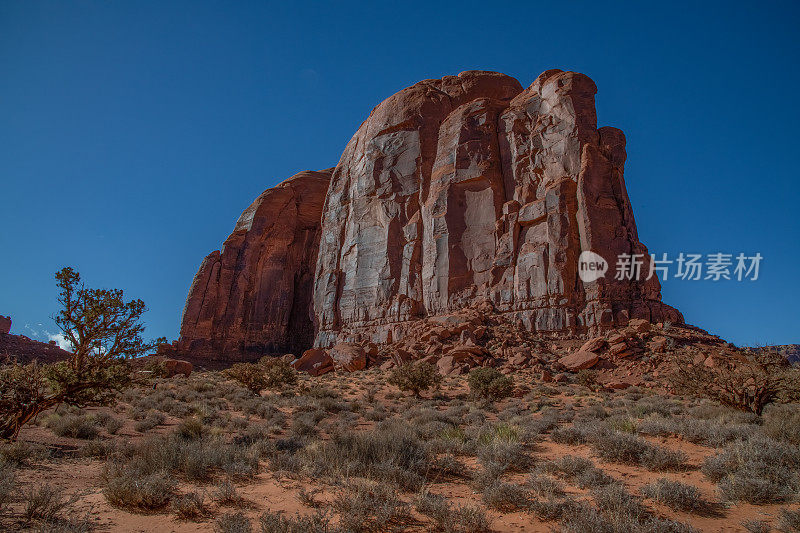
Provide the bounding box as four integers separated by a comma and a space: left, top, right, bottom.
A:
558, 350, 600, 371
164, 359, 193, 378
329, 343, 366, 372
292, 348, 334, 376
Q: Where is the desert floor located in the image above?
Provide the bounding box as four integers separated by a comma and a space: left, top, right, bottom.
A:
1, 368, 799, 532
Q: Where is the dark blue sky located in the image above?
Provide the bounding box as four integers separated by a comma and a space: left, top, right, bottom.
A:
1, 1, 798, 347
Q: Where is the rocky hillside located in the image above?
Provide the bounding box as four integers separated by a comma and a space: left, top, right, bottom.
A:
178, 69, 681, 361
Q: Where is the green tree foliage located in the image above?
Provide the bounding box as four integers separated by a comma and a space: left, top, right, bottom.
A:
0, 268, 162, 440
387, 361, 442, 398
468, 367, 514, 402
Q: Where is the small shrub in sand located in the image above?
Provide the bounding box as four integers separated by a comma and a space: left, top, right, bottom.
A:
387, 361, 442, 398
468, 368, 513, 402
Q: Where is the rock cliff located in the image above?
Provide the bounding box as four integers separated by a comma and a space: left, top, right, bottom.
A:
177, 169, 332, 359
179, 70, 681, 360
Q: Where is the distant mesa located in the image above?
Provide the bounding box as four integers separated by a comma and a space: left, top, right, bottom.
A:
177, 69, 682, 362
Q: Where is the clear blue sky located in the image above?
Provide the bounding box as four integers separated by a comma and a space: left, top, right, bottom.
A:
1, 1, 798, 347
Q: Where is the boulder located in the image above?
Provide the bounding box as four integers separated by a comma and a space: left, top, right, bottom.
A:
164, 359, 193, 378
0, 315, 10, 335
558, 350, 600, 371
292, 348, 334, 376
579, 337, 607, 353
330, 343, 367, 372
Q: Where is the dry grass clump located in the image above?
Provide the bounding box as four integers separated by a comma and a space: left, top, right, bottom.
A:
591, 431, 687, 471
172, 491, 210, 521
702, 435, 800, 504
641, 478, 718, 515
414, 489, 490, 533
481, 481, 531, 511
332, 479, 411, 532
778, 508, 800, 532
540, 455, 615, 489
258, 509, 336, 533
103, 470, 177, 511
295, 420, 433, 490
216, 510, 253, 533
22, 484, 79, 523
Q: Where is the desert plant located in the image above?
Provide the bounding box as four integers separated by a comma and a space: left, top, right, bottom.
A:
216, 511, 253, 533
702, 435, 800, 504
778, 508, 800, 532
387, 361, 443, 398
468, 367, 513, 402
0, 461, 15, 514
332, 479, 410, 532
22, 484, 78, 523
669, 349, 800, 415
46, 413, 101, 439
481, 481, 531, 511
577, 369, 599, 391
258, 509, 336, 533
172, 491, 209, 520
103, 470, 176, 510
258, 357, 298, 389
224, 363, 269, 395
0, 268, 162, 440
641, 478, 712, 513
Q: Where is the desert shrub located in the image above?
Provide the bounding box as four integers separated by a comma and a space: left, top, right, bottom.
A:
79, 439, 117, 458
258, 509, 336, 533
216, 511, 252, 533
214, 480, 245, 507
577, 370, 599, 390
299, 421, 432, 490
176, 416, 206, 440
22, 484, 78, 522
742, 520, 771, 533
763, 404, 800, 444
778, 508, 800, 532
701, 435, 800, 504
47, 413, 101, 439
0, 440, 50, 466
172, 491, 208, 520
592, 431, 687, 471
0, 461, 15, 513
540, 454, 615, 489
475, 424, 530, 474
559, 503, 614, 533
387, 361, 442, 398
589, 484, 696, 532
134, 410, 166, 433
332, 479, 411, 532
468, 368, 513, 402
481, 481, 531, 511
527, 473, 566, 498
669, 349, 800, 415
258, 357, 298, 389
103, 470, 176, 510
224, 363, 268, 395
413, 490, 490, 533
641, 479, 712, 513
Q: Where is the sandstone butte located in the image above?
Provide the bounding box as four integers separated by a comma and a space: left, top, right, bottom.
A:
177, 69, 682, 362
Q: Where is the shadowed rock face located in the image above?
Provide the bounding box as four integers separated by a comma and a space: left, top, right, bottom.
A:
177, 169, 332, 360
179, 70, 681, 360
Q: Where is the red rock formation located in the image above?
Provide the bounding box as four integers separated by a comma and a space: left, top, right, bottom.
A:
178, 70, 682, 361
177, 169, 332, 360
314, 70, 681, 347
